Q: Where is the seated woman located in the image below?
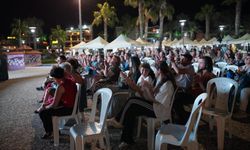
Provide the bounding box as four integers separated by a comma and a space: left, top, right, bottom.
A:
38, 66, 77, 139
108, 61, 176, 147
35, 61, 84, 113
108, 61, 154, 118
124, 62, 155, 97
92, 55, 121, 92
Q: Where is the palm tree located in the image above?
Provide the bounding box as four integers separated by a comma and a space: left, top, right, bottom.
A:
92, 2, 118, 41
50, 25, 66, 52
187, 21, 199, 39
144, 5, 158, 39
195, 4, 214, 40
120, 14, 138, 38
222, 0, 245, 36
11, 19, 28, 47
124, 0, 145, 38
158, 1, 174, 47
148, 0, 174, 49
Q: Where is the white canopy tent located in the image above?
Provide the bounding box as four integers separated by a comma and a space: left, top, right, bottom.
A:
230, 33, 250, 44
70, 41, 86, 50
69, 41, 86, 55
206, 37, 220, 46
104, 34, 141, 52
221, 35, 234, 44
79, 36, 109, 50
162, 39, 172, 47
172, 37, 195, 48
136, 37, 152, 46
165, 38, 178, 47
192, 39, 200, 47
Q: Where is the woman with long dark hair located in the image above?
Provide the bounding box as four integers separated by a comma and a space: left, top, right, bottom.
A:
108, 61, 176, 148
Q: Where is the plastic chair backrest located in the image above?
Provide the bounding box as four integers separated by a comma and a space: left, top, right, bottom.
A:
222, 65, 238, 76
71, 83, 81, 115
169, 87, 179, 122
212, 67, 221, 77
206, 77, 238, 114
215, 62, 227, 69
182, 93, 207, 144
89, 88, 113, 127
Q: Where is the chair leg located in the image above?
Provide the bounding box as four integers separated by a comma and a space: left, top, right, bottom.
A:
216, 117, 225, 150
147, 119, 155, 150
105, 130, 111, 150
59, 118, 65, 130
155, 131, 163, 150
99, 137, 105, 149
187, 141, 199, 150
208, 116, 214, 131
52, 117, 59, 146
136, 117, 142, 138
70, 134, 75, 150
228, 118, 232, 138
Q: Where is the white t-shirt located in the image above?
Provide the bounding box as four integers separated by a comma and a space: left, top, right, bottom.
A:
152, 81, 174, 120
135, 75, 154, 97
175, 64, 194, 89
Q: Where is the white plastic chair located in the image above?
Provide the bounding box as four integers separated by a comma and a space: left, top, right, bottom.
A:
203, 77, 238, 150
107, 90, 130, 118
136, 87, 179, 150
52, 83, 81, 146
69, 88, 113, 150
212, 66, 221, 77
215, 62, 227, 69
192, 62, 199, 73
221, 65, 238, 77
155, 93, 207, 150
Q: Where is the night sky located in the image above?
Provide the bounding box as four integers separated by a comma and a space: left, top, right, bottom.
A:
1, 0, 249, 37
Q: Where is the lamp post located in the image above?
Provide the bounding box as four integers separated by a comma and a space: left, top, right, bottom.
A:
219, 25, 225, 44
179, 20, 186, 49
29, 27, 37, 49
78, 0, 83, 42
70, 27, 74, 47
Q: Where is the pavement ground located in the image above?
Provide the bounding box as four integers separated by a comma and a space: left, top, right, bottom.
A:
0, 66, 250, 150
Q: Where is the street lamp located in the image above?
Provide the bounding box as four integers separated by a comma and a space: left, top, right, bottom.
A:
70, 27, 74, 47
29, 27, 37, 49
219, 25, 225, 32
179, 19, 186, 48
78, 0, 83, 42
219, 25, 225, 43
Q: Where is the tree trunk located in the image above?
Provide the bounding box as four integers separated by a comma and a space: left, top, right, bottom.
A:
235, 0, 242, 36
159, 11, 164, 50
144, 18, 149, 39
18, 32, 22, 47
104, 19, 108, 41
169, 32, 172, 40
205, 15, 210, 40
138, 1, 144, 38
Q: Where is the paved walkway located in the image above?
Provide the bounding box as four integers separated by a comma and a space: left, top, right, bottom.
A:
0, 66, 250, 150
8, 65, 52, 79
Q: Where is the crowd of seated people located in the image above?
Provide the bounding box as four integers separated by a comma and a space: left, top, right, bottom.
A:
36, 44, 250, 146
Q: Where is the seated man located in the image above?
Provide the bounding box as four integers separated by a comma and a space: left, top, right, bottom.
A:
170, 52, 195, 124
